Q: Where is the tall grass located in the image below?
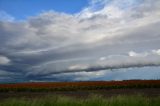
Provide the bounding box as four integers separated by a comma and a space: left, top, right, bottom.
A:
0, 94, 160, 106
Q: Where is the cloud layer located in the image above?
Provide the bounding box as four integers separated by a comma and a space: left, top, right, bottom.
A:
0, 0, 160, 82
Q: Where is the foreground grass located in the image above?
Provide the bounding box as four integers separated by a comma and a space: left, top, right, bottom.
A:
0, 94, 160, 106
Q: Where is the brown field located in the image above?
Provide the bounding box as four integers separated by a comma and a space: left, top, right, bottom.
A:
0, 80, 160, 90
0, 80, 160, 99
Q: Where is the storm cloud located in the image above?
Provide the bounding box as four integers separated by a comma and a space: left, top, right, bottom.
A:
0, 0, 160, 82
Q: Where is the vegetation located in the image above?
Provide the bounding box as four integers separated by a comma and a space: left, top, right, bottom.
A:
0, 80, 160, 106
0, 94, 160, 106
0, 80, 160, 92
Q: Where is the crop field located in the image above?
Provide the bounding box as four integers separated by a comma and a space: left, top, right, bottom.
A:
0, 80, 160, 92
0, 80, 160, 106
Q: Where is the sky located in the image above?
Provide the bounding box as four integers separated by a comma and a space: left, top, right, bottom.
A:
0, 0, 160, 83
0, 0, 89, 20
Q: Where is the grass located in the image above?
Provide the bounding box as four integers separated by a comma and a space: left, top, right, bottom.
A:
0, 94, 160, 106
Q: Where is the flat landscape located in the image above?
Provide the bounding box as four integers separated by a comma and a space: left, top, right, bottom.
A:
0, 88, 160, 99
0, 80, 160, 106
0, 80, 160, 92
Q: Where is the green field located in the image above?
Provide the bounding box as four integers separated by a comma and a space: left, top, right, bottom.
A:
0, 94, 160, 106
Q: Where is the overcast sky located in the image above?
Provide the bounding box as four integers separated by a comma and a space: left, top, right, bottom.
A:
0, 0, 160, 82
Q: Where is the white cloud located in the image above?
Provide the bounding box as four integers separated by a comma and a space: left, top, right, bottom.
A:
99, 57, 106, 61
128, 51, 149, 57
0, 55, 10, 65
68, 64, 89, 70
152, 49, 160, 55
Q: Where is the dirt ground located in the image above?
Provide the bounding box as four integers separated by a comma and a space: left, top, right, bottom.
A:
0, 88, 160, 99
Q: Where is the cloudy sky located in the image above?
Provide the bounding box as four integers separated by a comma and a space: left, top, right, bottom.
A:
0, 0, 160, 83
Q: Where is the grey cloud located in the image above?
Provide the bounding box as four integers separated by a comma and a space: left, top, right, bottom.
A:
0, 0, 160, 82
25, 50, 160, 77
